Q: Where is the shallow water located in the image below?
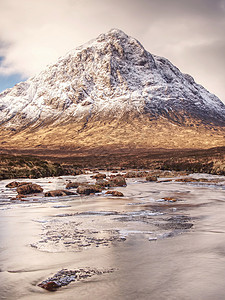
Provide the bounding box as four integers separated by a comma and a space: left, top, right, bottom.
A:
0, 173, 225, 299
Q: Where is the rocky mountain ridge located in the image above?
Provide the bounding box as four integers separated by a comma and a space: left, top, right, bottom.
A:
0, 29, 224, 152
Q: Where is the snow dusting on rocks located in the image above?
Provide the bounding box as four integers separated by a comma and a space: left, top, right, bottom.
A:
0, 28, 225, 131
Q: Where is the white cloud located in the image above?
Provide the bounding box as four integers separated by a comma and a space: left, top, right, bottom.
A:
0, 0, 114, 76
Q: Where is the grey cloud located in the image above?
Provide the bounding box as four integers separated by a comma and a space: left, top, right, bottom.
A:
179, 40, 225, 100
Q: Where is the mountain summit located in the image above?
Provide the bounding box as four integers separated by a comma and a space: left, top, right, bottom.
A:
0, 29, 225, 153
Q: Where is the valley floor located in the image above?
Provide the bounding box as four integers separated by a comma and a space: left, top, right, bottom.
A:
0, 146, 224, 179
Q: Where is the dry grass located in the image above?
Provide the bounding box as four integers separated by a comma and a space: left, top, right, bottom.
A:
0, 115, 224, 178
0, 117, 224, 152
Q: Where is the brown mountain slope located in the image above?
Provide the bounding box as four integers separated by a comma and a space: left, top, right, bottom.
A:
0, 116, 224, 155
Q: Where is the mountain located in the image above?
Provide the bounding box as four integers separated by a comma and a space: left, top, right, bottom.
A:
0, 28, 225, 154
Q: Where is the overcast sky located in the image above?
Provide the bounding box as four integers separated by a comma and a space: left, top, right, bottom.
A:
0, 0, 224, 102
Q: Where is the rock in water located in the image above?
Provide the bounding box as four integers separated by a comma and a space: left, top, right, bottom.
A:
77, 185, 102, 195
16, 183, 43, 195
6, 181, 30, 188
105, 190, 124, 197
66, 182, 88, 189
95, 179, 111, 187
44, 190, 77, 197
38, 268, 114, 291
39, 281, 60, 291
108, 176, 127, 187
92, 173, 107, 179
146, 176, 158, 182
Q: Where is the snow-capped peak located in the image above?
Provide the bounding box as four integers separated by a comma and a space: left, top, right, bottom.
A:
0, 28, 225, 131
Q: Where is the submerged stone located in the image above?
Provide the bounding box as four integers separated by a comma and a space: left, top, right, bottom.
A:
45, 190, 77, 197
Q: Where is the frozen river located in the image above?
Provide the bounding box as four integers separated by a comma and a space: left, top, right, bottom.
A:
0, 172, 225, 299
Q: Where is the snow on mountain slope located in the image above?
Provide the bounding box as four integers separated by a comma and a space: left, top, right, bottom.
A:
0, 28, 225, 132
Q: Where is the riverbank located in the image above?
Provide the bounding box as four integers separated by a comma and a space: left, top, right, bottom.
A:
0, 146, 224, 180
0, 154, 83, 180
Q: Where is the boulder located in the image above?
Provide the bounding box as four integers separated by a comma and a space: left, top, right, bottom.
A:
17, 183, 43, 195
137, 171, 149, 177
124, 171, 148, 178
95, 179, 110, 187
146, 176, 158, 182
108, 176, 127, 187
77, 185, 102, 195
45, 190, 77, 197
6, 181, 30, 188
92, 173, 107, 179
66, 182, 88, 189
109, 176, 127, 187
105, 191, 124, 197
124, 171, 137, 178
